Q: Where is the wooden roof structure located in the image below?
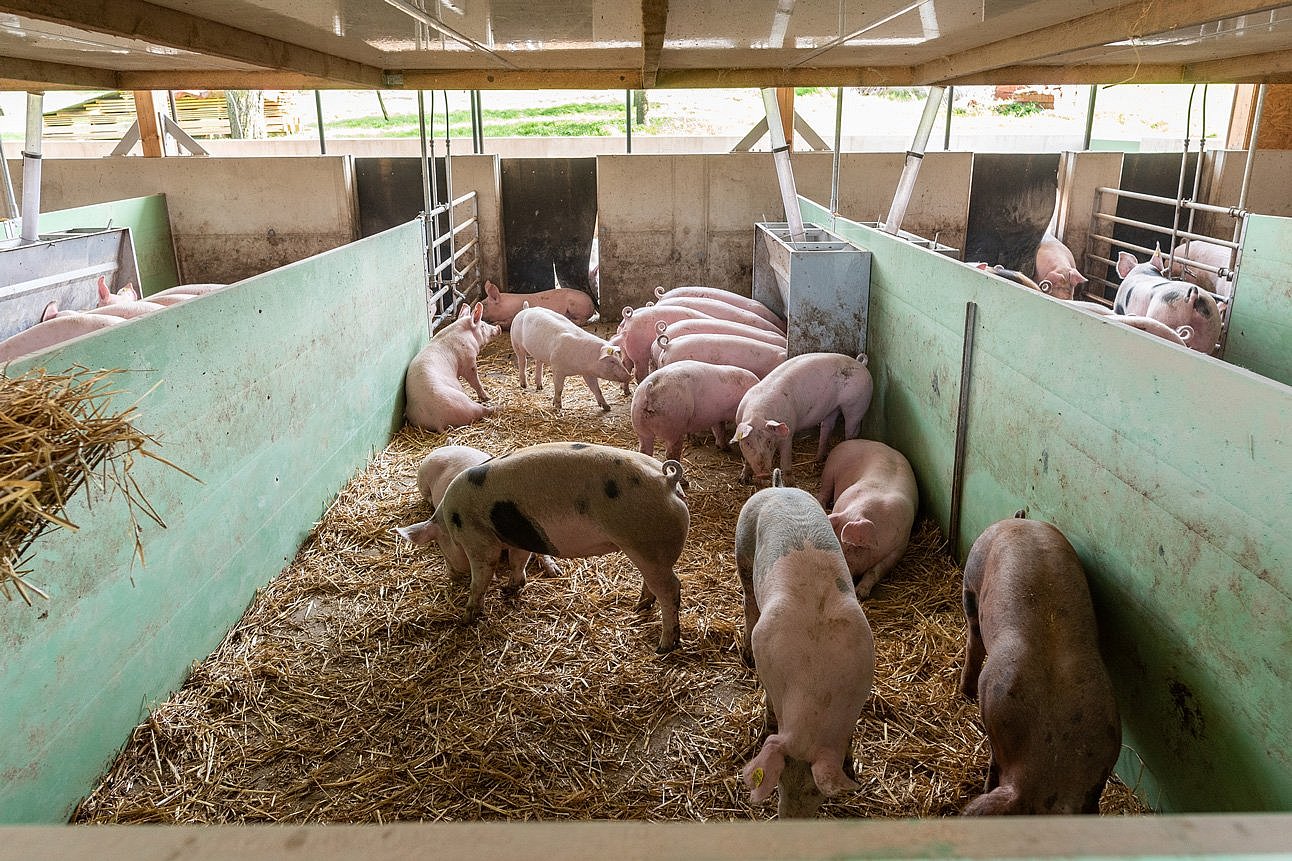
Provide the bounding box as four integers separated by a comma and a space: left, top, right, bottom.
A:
0, 1, 1289, 92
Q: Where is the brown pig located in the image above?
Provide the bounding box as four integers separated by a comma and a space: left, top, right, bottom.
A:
959, 515, 1121, 815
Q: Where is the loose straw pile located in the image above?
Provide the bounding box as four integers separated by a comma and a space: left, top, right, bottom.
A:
75, 331, 1149, 822
0, 365, 181, 604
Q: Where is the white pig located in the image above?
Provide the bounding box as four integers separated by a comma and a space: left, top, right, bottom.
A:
631, 360, 760, 461
736, 470, 874, 818
1114, 250, 1221, 354
0, 308, 124, 364
614, 304, 709, 383
1032, 231, 1087, 300
510, 305, 630, 412
653, 295, 785, 335
655, 332, 786, 379
403, 302, 500, 431
482, 280, 595, 328
816, 440, 918, 599
654, 285, 786, 331
731, 352, 874, 485
398, 441, 690, 653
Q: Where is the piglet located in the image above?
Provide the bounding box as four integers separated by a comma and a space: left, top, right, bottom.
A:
400, 444, 559, 577
482, 280, 595, 328
1114, 250, 1221, 354
631, 360, 760, 461
736, 469, 874, 818
654, 285, 786, 331
1033, 231, 1086, 299
732, 352, 873, 485
655, 332, 785, 379
399, 441, 690, 653
403, 302, 500, 431
510, 305, 630, 412
0, 303, 124, 364
960, 515, 1121, 815
614, 304, 708, 383
816, 440, 918, 599
653, 295, 785, 335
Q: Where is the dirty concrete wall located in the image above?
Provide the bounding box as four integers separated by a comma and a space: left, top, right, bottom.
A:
594, 152, 972, 317
11, 157, 360, 285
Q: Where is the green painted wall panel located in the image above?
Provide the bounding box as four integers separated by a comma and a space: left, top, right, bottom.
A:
800, 198, 1292, 813
38, 194, 181, 295
1224, 214, 1292, 387
0, 219, 428, 823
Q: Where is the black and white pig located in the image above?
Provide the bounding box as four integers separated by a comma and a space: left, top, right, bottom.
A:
960, 515, 1121, 815
736, 470, 875, 818
397, 442, 690, 653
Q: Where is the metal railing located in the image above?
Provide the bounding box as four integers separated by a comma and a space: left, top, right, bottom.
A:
426, 190, 481, 329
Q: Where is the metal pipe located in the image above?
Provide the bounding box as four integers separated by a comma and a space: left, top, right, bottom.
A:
443, 91, 456, 288
943, 85, 953, 150
1092, 211, 1238, 248
20, 91, 44, 243
1165, 84, 1197, 274
0, 135, 18, 226
884, 85, 945, 236
761, 88, 805, 242
314, 90, 326, 155
829, 86, 843, 217
1236, 83, 1267, 215
625, 90, 632, 154
471, 90, 484, 154
1185, 83, 1207, 239
1082, 85, 1097, 150
1095, 186, 1243, 216
948, 300, 978, 559
417, 90, 433, 239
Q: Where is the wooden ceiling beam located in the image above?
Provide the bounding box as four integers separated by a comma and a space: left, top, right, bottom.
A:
0, 56, 117, 89
641, 0, 669, 89
942, 64, 1187, 86
397, 68, 643, 90
912, 0, 1291, 84
1187, 49, 1292, 82
0, 0, 384, 88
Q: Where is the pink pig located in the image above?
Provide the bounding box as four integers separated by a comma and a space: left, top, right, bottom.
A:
631, 360, 760, 461
482, 280, 595, 328
0, 302, 124, 364
732, 352, 874, 485
736, 471, 874, 818
1167, 240, 1235, 300
403, 302, 500, 431
816, 440, 918, 599
652, 295, 785, 335
510, 305, 630, 412
614, 304, 708, 383
1032, 231, 1086, 300
657, 317, 787, 349
654, 285, 786, 331
655, 332, 785, 379
1114, 250, 1221, 354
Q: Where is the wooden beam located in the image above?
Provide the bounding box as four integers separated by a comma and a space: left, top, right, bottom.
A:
1187, 48, 1292, 83
133, 89, 163, 157
398, 68, 643, 89
776, 86, 795, 151
641, 0, 668, 89
652, 66, 916, 88
912, 0, 1291, 84
1227, 84, 1259, 148
119, 71, 359, 92
0, 0, 384, 87
0, 56, 118, 89
941, 63, 1187, 86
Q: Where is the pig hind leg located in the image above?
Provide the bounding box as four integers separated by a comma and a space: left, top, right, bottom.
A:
777, 758, 826, 819
625, 551, 682, 653
581, 374, 611, 411
815, 410, 841, 461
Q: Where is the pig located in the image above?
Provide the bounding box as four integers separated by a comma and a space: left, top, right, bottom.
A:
655, 333, 786, 380
1114, 250, 1222, 354
657, 317, 787, 349
815, 440, 918, 600
0, 308, 124, 364
482, 280, 595, 328
731, 352, 874, 485
631, 360, 760, 461
1033, 231, 1087, 300
401, 444, 559, 578
510, 305, 630, 412
1065, 301, 1192, 348
403, 302, 500, 431
77, 300, 165, 319
1167, 240, 1235, 299
736, 469, 874, 818
614, 304, 709, 383
652, 295, 785, 335
959, 515, 1121, 815
95, 276, 138, 305
654, 285, 786, 331
397, 441, 690, 653
150, 283, 226, 298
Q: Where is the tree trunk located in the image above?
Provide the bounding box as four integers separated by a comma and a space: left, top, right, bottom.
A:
633, 90, 648, 125
226, 90, 267, 139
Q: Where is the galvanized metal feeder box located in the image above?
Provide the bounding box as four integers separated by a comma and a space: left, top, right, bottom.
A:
752, 221, 871, 358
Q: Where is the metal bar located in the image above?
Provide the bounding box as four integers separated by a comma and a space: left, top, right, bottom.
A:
884, 85, 946, 236
1094, 187, 1243, 217
1216, 215, 1248, 358
625, 90, 632, 154
944, 85, 953, 150
1165, 84, 1197, 274
1082, 85, 1096, 150
1185, 83, 1207, 239
829, 87, 843, 217
761, 88, 805, 243
314, 90, 326, 155
0, 135, 18, 223
1236, 84, 1267, 214
417, 90, 433, 252
948, 300, 977, 559
1091, 212, 1238, 248
20, 92, 44, 243
442, 91, 456, 286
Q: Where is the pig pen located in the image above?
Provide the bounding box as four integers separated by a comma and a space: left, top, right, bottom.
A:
72, 335, 1147, 822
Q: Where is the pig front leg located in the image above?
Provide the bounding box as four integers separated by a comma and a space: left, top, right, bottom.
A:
711, 423, 729, 452
777, 758, 826, 819
778, 438, 796, 485
551, 372, 567, 410
582, 375, 611, 411
959, 586, 986, 701
463, 360, 490, 402
502, 549, 529, 594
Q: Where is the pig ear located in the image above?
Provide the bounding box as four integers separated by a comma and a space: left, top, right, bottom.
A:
485, 281, 500, 299
472, 302, 484, 323
457, 303, 471, 320
41, 300, 59, 322
1151, 246, 1166, 272
120, 283, 138, 302
1116, 252, 1139, 279
96, 275, 110, 304
840, 518, 878, 549
1070, 269, 1087, 285
600, 344, 617, 359
732, 422, 752, 443
766, 420, 790, 438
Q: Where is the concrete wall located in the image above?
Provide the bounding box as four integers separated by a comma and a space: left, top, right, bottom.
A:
0, 220, 429, 823
595, 151, 972, 315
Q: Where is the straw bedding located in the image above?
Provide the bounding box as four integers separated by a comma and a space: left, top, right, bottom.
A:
75, 328, 1149, 822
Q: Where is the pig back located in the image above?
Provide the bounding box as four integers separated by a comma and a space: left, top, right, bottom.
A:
436, 441, 688, 561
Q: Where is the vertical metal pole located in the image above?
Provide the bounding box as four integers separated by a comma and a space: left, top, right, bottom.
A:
948, 300, 978, 559
1082, 85, 1097, 151
1166, 85, 1197, 272
314, 90, 326, 155
0, 135, 19, 225
829, 87, 844, 217
761, 88, 805, 242
625, 90, 633, 154
20, 91, 44, 243
166, 90, 179, 156
884, 85, 946, 236
943, 85, 954, 150
1236, 83, 1267, 214
471, 90, 484, 154
443, 91, 456, 288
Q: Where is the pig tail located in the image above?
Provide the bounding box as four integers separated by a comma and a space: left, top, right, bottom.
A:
771, 468, 784, 487
662, 459, 689, 496
654, 285, 667, 298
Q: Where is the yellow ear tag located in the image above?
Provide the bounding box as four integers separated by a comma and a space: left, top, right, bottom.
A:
751, 767, 764, 789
